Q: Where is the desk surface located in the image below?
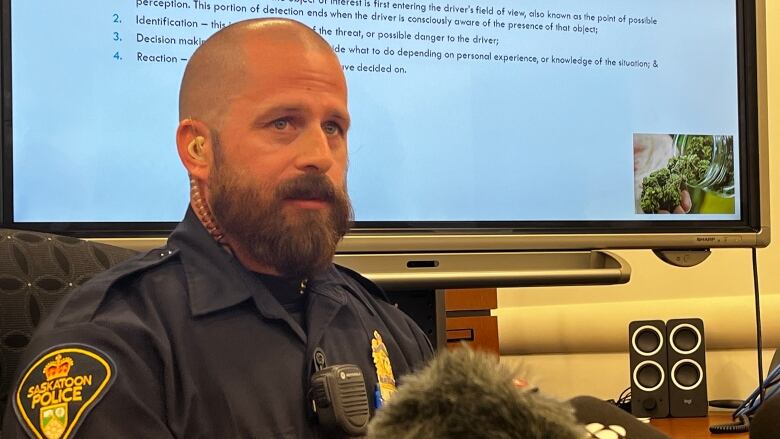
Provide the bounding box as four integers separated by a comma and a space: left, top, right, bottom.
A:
650, 412, 748, 438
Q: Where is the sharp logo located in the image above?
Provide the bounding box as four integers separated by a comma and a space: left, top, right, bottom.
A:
696, 237, 717, 242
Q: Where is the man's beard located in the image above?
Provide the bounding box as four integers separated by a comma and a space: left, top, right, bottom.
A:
208, 160, 353, 279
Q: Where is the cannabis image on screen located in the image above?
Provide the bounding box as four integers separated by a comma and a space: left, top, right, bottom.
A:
633, 134, 735, 214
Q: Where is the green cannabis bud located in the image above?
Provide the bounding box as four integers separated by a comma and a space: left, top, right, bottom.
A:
640, 135, 713, 213
640, 168, 684, 213
686, 135, 713, 160
668, 154, 709, 185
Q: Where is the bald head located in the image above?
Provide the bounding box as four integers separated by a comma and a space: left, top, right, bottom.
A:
178, 18, 338, 128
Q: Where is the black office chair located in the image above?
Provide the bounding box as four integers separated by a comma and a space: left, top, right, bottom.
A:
0, 229, 138, 433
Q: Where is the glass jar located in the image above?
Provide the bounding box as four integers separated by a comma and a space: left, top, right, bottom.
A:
673, 134, 734, 198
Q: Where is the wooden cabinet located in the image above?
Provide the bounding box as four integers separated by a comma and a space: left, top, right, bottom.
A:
445, 288, 499, 354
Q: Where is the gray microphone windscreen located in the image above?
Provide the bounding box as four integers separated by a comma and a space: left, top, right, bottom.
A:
366, 347, 584, 439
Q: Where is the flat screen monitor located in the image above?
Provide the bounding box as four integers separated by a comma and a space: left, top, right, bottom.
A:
0, 0, 770, 261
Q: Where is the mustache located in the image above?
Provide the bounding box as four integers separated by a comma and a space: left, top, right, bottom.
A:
276, 173, 340, 202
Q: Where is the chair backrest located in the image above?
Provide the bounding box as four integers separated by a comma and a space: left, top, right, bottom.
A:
0, 229, 138, 429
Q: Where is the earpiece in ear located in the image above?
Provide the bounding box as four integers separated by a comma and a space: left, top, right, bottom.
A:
188, 136, 205, 159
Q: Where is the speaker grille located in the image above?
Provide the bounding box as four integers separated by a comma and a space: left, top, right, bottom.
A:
633, 361, 665, 392
669, 323, 701, 354
670, 359, 704, 390
338, 378, 370, 419
632, 325, 664, 356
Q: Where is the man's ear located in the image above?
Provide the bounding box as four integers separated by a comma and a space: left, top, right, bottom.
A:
176, 118, 213, 181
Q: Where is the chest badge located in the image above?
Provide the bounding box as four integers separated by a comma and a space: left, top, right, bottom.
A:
13, 344, 116, 439
371, 330, 397, 405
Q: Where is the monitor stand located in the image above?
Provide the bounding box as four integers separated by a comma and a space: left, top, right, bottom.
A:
653, 249, 711, 267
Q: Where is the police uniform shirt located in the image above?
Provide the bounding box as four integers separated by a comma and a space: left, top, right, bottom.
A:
2, 208, 433, 438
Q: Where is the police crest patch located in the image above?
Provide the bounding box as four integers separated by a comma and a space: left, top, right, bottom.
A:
13, 344, 116, 439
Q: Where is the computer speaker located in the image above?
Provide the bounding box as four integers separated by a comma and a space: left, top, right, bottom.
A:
629, 320, 669, 418
666, 318, 708, 417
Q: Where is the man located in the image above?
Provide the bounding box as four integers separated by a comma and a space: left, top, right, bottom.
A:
3, 18, 432, 438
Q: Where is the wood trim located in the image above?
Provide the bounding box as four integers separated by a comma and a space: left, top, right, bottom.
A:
445, 288, 497, 311
446, 316, 499, 354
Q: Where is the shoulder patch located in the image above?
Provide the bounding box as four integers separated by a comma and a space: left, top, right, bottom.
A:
13, 344, 116, 439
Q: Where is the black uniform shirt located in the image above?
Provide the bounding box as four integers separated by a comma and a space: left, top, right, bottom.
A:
2, 208, 433, 438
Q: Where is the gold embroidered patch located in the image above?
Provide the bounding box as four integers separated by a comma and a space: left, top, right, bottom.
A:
13, 345, 116, 439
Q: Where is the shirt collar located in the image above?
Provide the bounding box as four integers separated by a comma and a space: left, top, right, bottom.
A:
168, 207, 347, 317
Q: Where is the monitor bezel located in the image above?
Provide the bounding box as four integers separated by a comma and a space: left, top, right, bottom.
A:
0, 0, 770, 253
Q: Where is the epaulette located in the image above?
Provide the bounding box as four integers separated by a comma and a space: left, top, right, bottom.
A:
55, 246, 181, 325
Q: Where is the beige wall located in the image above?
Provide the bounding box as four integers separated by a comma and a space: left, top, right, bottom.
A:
496, 1, 779, 401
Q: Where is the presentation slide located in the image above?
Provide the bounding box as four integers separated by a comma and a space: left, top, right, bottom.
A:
9, 0, 741, 222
